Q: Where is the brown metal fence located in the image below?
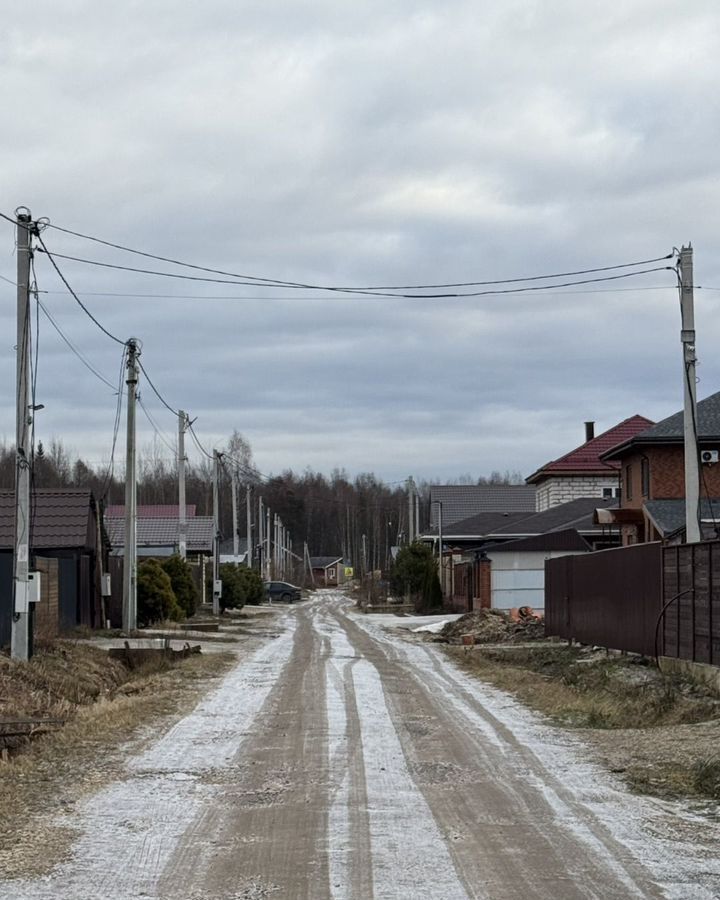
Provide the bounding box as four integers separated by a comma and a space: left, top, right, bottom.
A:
662, 541, 720, 666
545, 543, 662, 656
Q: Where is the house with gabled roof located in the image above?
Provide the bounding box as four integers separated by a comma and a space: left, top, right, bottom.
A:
526, 416, 654, 511
0, 489, 106, 644
309, 556, 345, 586
428, 484, 536, 528
599, 390, 720, 544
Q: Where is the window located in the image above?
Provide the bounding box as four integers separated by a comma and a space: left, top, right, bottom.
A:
641, 457, 650, 498
602, 486, 621, 499
625, 465, 633, 501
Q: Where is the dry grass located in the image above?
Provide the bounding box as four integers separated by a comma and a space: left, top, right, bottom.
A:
449, 643, 720, 802
449, 644, 720, 729
0, 643, 236, 878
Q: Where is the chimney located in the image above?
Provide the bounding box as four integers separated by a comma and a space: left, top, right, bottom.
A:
584, 421, 595, 442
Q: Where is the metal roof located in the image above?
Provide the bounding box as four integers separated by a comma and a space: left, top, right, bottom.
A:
429, 497, 618, 539
485, 529, 591, 554
428, 485, 536, 527
0, 489, 96, 550
603, 392, 720, 460
309, 556, 343, 569
526, 415, 653, 483
105, 504, 197, 518
105, 516, 214, 551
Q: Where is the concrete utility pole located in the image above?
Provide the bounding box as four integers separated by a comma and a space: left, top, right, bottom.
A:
178, 410, 187, 559
11, 210, 34, 661
407, 476, 416, 543
122, 339, 140, 633
679, 245, 701, 543
212, 450, 221, 614
435, 501, 444, 597
266, 506, 271, 579
246, 485, 253, 568
258, 496, 264, 574
231, 464, 239, 563
415, 490, 420, 539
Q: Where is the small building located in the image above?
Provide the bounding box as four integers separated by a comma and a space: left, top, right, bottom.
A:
310, 556, 345, 586
484, 529, 590, 613
105, 516, 214, 558
0, 489, 106, 645
219, 537, 249, 565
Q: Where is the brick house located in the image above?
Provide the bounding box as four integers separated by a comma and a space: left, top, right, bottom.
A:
526, 416, 654, 511
599, 391, 720, 544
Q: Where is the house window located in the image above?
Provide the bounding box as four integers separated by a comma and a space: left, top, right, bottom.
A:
625, 465, 633, 501
641, 457, 650, 498
602, 486, 621, 499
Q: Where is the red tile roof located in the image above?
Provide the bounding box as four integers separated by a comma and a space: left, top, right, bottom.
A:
526, 415, 654, 483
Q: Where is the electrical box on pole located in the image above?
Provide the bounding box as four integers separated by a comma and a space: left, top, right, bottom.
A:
12, 210, 34, 660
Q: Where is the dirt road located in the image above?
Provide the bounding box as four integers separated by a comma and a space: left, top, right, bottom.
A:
3, 591, 719, 899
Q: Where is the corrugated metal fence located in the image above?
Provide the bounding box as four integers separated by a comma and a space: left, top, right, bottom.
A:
545, 543, 662, 656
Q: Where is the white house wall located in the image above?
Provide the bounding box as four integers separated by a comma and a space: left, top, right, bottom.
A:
488, 549, 587, 612
535, 476, 620, 511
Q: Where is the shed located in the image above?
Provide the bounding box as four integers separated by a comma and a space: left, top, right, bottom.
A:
485, 529, 590, 612
0, 489, 105, 645
310, 556, 345, 586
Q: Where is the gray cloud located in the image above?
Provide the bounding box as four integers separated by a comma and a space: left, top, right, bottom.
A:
2, 1, 720, 482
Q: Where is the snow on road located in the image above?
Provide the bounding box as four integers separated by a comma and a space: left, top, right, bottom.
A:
1, 590, 719, 900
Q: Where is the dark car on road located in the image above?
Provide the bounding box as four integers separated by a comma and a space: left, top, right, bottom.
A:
263, 581, 302, 603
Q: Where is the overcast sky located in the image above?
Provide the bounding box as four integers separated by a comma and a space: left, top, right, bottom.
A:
2, 1, 720, 483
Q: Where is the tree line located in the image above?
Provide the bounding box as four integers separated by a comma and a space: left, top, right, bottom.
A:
0, 435, 521, 570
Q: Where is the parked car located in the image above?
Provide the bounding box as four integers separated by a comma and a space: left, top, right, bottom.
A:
263, 581, 302, 603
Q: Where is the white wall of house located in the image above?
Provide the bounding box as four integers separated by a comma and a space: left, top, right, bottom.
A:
487, 549, 588, 611
535, 476, 620, 511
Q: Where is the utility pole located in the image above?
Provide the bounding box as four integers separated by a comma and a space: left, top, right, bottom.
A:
178, 410, 187, 559
266, 506, 272, 579
437, 501, 444, 596
11, 210, 33, 661
122, 339, 140, 633
679, 246, 701, 543
212, 450, 221, 614
231, 464, 239, 563
258, 496, 264, 574
415, 490, 420, 538
407, 476, 416, 543
246, 484, 253, 568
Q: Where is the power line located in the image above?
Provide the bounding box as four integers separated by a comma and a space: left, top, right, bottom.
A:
136, 359, 180, 417
32, 248, 674, 299
36, 297, 118, 390
24, 283, 679, 301
99, 346, 128, 499
137, 395, 177, 454
34, 234, 126, 345
42, 217, 674, 291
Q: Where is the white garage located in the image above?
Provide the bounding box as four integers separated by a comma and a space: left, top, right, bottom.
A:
486, 530, 590, 613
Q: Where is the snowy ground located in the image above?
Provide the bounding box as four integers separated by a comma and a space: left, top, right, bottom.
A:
2, 590, 718, 899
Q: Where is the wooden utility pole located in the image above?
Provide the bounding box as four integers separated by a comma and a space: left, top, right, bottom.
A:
122, 339, 140, 633
679, 246, 701, 543
178, 410, 187, 559
11, 210, 33, 660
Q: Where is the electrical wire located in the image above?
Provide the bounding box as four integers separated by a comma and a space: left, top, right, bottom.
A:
33, 249, 674, 299
99, 346, 128, 500
137, 395, 177, 455
34, 234, 126, 345
136, 359, 180, 417
42, 217, 674, 291
36, 298, 118, 390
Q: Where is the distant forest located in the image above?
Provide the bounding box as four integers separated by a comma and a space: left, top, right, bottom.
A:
0, 436, 522, 567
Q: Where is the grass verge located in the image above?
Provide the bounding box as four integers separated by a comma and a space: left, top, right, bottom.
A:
448, 642, 720, 802
0, 641, 236, 879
